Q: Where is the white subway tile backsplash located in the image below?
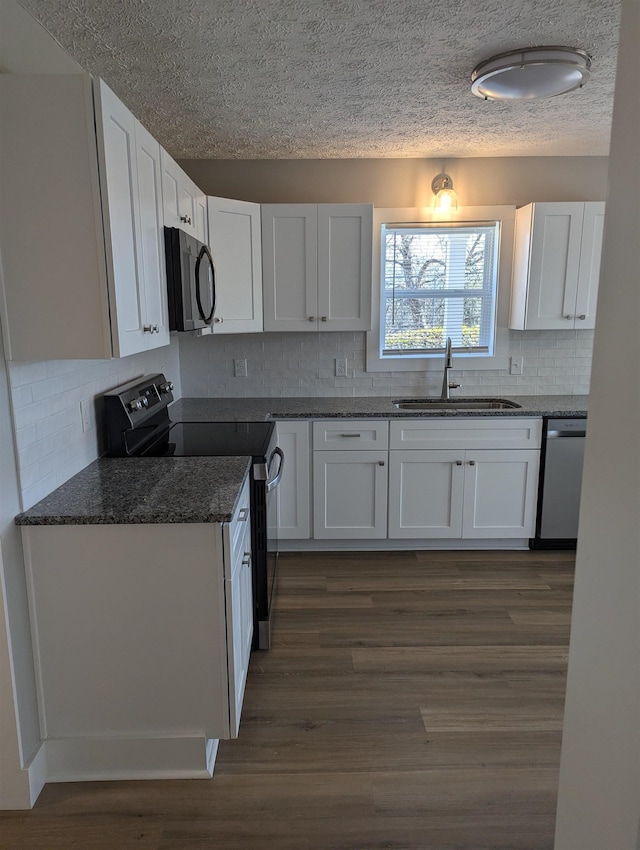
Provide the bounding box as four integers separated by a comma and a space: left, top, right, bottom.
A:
8, 338, 181, 509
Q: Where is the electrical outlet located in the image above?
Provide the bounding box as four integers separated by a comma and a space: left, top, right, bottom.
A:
234, 358, 248, 378
335, 358, 348, 377
509, 355, 524, 376
80, 398, 93, 433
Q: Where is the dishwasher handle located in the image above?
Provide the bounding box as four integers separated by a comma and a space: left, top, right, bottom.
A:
547, 428, 586, 438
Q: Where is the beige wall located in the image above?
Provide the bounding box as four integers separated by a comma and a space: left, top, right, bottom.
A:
179, 156, 609, 207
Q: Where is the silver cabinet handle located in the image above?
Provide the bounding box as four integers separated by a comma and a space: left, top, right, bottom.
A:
468, 460, 476, 466
143, 324, 160, 333
455, 460, 463, 466
564, 314, 574, 319
180, 214, 192, 225
321, 316, 327, 322
577, 314, 586, 320
340, 433, 361, 438
238, 507, 249, 522
242, 552, 251, 568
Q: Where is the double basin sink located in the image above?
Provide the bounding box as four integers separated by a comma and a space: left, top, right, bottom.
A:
392, 398, 521, 411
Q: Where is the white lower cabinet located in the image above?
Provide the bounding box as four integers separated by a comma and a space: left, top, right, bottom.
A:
275, 421, 311, 539
312, 420, 389, 539
388, 448, 540, 539
21, 476, 252, 782
388, 418, 542, 541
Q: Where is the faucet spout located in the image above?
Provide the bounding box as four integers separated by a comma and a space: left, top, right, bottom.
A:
441, 337, 454, 399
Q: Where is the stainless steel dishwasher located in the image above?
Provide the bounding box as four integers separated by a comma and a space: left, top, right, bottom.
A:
532, 416, 587, 548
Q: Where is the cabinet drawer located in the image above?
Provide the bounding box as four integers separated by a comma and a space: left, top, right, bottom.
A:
313, 419, 389, 450
227, 472, 251, 578
389, 417, 542, 450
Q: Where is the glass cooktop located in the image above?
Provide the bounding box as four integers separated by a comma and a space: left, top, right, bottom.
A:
142, 420, 275, 458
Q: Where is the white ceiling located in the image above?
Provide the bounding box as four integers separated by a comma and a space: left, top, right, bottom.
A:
17, 0, 621, 160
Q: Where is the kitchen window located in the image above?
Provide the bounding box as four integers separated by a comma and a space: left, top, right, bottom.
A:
366, 206, 515, 373
381, 221, 499, 357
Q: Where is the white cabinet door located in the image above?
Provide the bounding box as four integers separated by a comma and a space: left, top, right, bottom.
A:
388, 450, 464, 538
462, 449, 540, 539
208, 197, 263, 333
574, 202, 606, 330
317, 204, 373, 331
225, 518, 253, 738
262, 204, 373, 331
313, 449, 388, 539
275, 421, 311, 539
160, 149, 204, 240
129, 121, 170, 350
510, 201, 605, 330
262, 204, 318, 330
95, 80, 169, 356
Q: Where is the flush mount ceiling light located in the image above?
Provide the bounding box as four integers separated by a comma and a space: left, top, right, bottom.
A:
471, 46, 591, 101
431, 174, 458, 211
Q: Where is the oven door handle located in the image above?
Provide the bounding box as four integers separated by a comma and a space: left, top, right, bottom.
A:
266, 447, 284, 492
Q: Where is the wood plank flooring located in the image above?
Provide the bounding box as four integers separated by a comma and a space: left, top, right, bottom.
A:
0, 549, 574, 850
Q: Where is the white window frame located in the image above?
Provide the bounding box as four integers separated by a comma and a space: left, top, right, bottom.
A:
366, 206, 516, 373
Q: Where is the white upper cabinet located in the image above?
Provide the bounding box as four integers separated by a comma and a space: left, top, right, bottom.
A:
207, 197, 263, 333
160, 150, 208, 243
510, 201, 606, 331
0, 74, 169, 359
262, 203, 373, 331
94, 80, 169, 356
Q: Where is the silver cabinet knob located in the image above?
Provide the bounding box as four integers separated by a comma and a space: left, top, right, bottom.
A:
468, 460, 476, 466
214, 317, 224, 323
455, 460, 463, 466
308, 316, 315, 322
577, 314, 586, 320
321, 316, 327, 322
564, 314, 574, 319
180, 214, 192, 225
378, 460, 385, 466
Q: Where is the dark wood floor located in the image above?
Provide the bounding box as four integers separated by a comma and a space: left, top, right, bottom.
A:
1, 549, 575, 850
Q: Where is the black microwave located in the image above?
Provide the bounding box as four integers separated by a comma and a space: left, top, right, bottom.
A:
164, 227, 216, 332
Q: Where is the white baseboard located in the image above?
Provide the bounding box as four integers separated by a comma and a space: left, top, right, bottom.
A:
44, 735, 219, 783
278, 538, 530, 552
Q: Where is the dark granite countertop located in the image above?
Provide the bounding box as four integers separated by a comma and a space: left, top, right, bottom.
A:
171, 394, 588, 422
17, 394, 587, 527
16, 456, 251, 526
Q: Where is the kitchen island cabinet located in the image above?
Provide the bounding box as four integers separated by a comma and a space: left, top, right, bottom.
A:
262, 203, 373, 331
18, 457, 252, 782
0, 74, 170, 359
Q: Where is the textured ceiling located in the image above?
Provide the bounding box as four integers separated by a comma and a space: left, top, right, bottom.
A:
17, 0, 621, 159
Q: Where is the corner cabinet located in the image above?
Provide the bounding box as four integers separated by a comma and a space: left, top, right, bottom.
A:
207, 196, 263, 333
509, 201, 606, 330
0, 74, 172, 360
261, 204, 373, 331
21, 476, 253, 782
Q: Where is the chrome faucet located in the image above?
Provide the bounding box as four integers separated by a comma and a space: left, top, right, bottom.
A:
440, 337, 460, 399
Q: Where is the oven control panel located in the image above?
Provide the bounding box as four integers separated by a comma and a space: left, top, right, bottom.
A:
103, 374, 174, 455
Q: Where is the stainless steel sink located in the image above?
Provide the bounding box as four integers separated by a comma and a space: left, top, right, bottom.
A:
392, 398, 522, 411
